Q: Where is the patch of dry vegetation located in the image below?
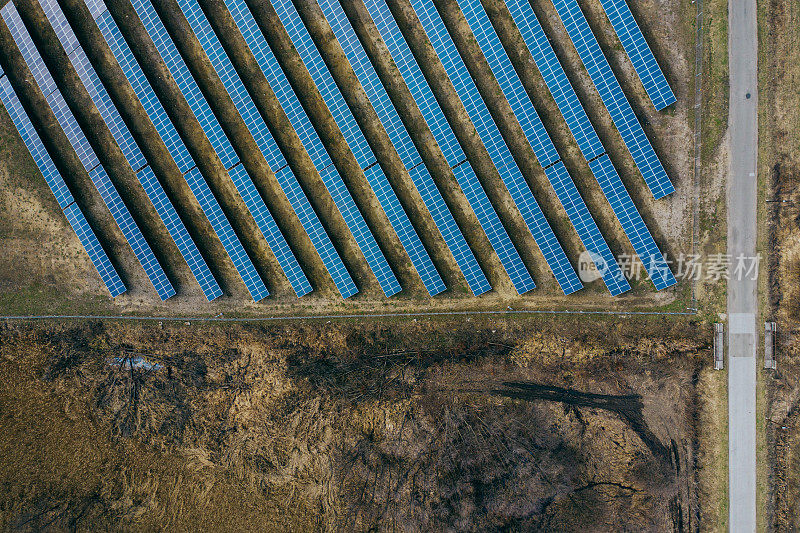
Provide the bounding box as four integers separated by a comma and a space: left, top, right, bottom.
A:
0, 317, 724, 530
762, 0, 800, 527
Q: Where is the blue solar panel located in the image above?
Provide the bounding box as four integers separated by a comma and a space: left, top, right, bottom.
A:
94, 9, 195, 173
177, 0, 359, 299
63, 202, 127, 296
93, 6, 271, 300
3, 3, 175, 299
454, 0, 628, 296
175, 20, 317, 298
0, 75, 126, 296
597, 0, 676, 110
551, 0, 674, 200
319, 0, 487, 295
40, 0, 79, 54
130, 0, 294, 300
501, 0, 674, 291
273, 0, 444, 297
407, 0, 583, 294
84, 0, 106, 18
66, 45, 223, 297
588, 155, 676, 289
135, 167, 222, 299
2, 5, 57, 95
362, 0, 534, 295
227, 163, 310, 296
184, 167, 269, 300
455, 0, 557, 165
46, 92, 99, 169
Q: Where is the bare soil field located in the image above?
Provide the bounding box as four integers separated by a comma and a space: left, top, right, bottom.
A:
762, 0, 800, 528
0, 0, 707, 317
0, 316, 726, 530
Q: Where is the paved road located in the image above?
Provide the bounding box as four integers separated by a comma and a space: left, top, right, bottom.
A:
727, 0, 758, 529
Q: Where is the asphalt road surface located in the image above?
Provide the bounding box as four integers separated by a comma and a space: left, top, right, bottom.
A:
727, 0, 758, 530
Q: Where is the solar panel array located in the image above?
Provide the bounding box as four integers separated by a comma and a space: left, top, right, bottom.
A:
550, 0, 674, 200
0, 74, 126, 296
3, 7, 56, 95
0, 0, 678, 301
272, 0, 444, 296
41, 0, 229, 300
93, 4, 271, 300
3, 2, 176, 299
503, 0, 675, 290
454, 0, 629, 295
69, 48, 143, 170
406, 0, 583, 294
223, 0, 406, 297
175, 0, 358, 299
134, 166, 222, 296
94, 7, 194, 173
361, 0, 534, 295
597, 0, 676, 111
318, 0, 489, 296
130, 0, 279, 301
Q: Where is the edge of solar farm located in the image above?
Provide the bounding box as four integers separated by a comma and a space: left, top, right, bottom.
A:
128, 0, 297, 301
500, 0, 676, 291
450, 0, 631, 296
41, 0, 225, 301
596, 0, 676, 111
89, 0, 274, 301
550, 0, 675, 201
2, 2, 175, 300
0, 71, 126, 297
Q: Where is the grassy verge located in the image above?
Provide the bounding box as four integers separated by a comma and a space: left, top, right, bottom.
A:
692, 0, 730, 526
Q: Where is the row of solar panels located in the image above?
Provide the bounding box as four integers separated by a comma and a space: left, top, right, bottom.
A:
0, 0, 676, 301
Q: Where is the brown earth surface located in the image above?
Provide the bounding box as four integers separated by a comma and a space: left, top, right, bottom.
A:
762, 0, 800, 528
0, 316, 725, 531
